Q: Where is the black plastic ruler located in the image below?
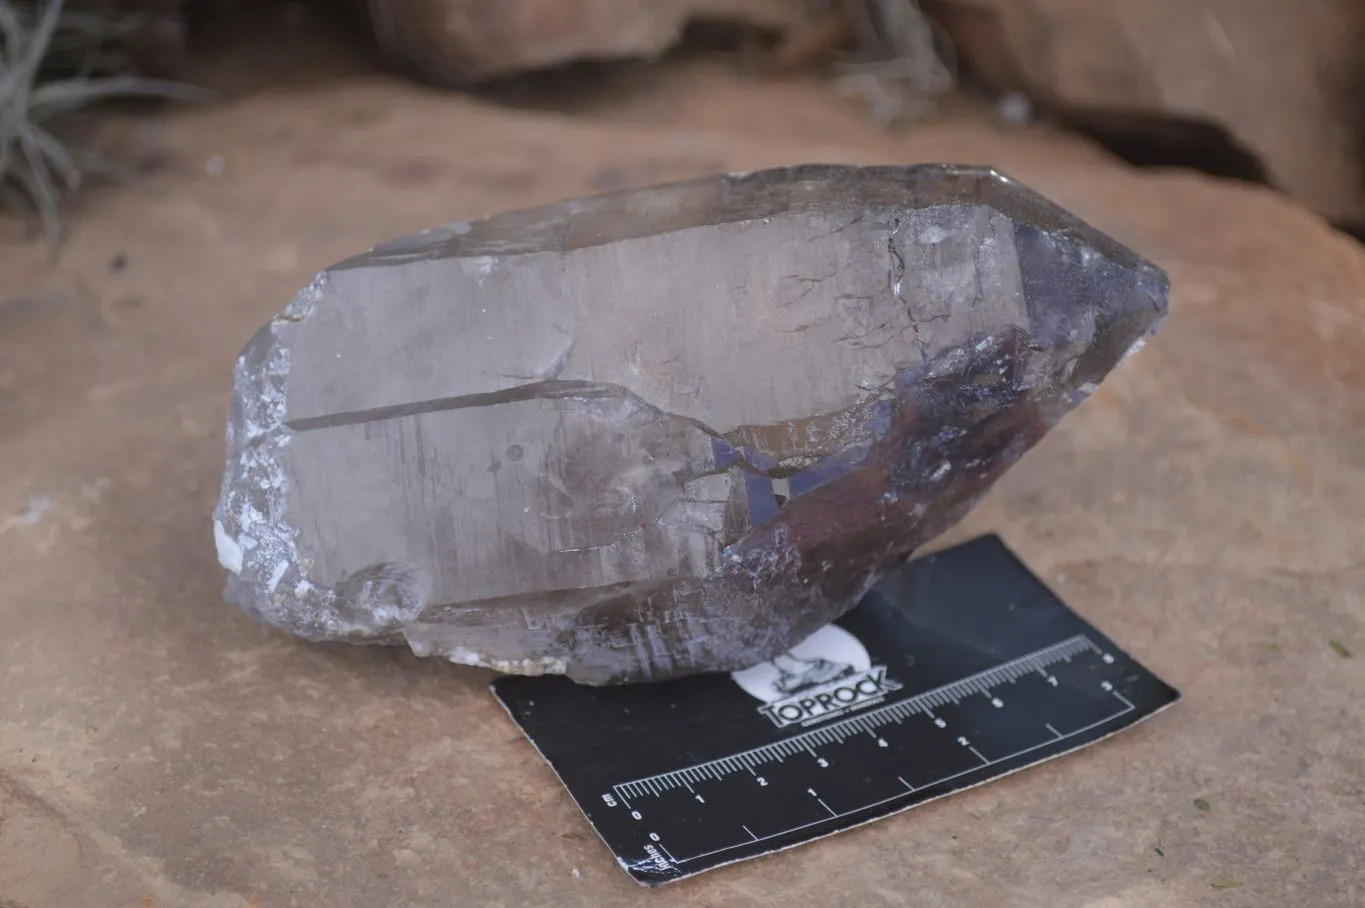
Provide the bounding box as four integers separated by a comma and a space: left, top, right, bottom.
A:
493, 534, 1180, 886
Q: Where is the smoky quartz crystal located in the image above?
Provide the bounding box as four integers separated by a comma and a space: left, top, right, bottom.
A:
212, 164, 1168, 684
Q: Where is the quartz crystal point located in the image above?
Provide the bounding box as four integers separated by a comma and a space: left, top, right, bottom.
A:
212, 164, 1168, 684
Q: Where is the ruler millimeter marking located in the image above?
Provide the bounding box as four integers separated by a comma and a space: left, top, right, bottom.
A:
615, 634, 1097, 799
492, 534, 1181, 887
657, 693, 1135, 868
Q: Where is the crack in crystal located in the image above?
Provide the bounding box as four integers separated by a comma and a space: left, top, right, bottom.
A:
776, 271, 838, 309
887, 216, 931, 366
804, 212, 866, 242
285, 369, 859, 488
285, 380, 622, 432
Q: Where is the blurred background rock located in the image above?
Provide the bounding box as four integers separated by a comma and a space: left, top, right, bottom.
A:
6, 0, 1365, 243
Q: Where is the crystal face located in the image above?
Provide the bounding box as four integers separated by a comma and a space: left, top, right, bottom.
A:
212, 164, 1169, 684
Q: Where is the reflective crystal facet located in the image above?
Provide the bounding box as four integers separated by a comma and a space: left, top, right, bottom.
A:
212, 164, 1168, 684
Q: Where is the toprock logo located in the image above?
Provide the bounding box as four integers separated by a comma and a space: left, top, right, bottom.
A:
731, 625, 902, 729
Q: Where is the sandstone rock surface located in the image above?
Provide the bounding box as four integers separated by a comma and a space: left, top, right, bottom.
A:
359, 0, 813, 85
925, 0, 1365, 223
213, 164, 1167, 683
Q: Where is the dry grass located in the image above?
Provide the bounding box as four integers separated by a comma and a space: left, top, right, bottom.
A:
0, 0, 207, 250
835, 0, 956, 124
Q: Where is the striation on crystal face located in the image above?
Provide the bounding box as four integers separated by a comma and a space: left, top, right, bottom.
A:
212, 164, 1169, 684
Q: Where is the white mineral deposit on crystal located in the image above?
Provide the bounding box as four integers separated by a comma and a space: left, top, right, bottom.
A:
267, 559, 289, 593
214, 519, 244, 574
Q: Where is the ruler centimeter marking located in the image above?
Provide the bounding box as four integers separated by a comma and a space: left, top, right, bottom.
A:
658, 698, 1135, 868
614, 634, 1101, 800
